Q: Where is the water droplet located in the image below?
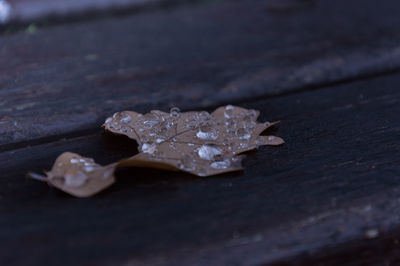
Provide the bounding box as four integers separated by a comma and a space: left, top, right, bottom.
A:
268, 136, 275, 141
156, 124, 169, 137
70, 158, 79, 164
170, 107, 181, 118
64, 172, 88, 187
119, 112, 131, 124
156, 138, 165, 143
236, 128, 251, 140
197, 145, 222, 160
230, 156, 243, 168
178, 155, 196, 171
105, 117, 112, 124
224, 105, 234, 119
188, 143, 195, 147
143, 120, 158, 129
185, 116, 198, 129
225, 119, 236, 132
141, 142, 157, 154
196, 125, 218, 140
239, 142, 248, 149
242, 115, 256, 128
198, 111, 211, 121
264, 121, 271, 127
84, 166, 96, 172
213, 154, 224, 161
169, 142, 176, 150
211, 159, 230, 169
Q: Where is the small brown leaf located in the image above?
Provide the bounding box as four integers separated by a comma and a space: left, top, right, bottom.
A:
34, 152, 116, 197
103, 105, 284, 177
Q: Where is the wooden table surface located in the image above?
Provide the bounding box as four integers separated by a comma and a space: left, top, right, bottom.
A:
1, 0, 400, 265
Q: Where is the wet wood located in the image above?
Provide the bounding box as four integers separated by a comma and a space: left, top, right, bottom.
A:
2, 0, 400, 148
0, 73, 399, 265
2, 0, 176, 24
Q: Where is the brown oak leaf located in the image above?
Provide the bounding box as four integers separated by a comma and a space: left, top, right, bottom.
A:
103, 105, 284, 177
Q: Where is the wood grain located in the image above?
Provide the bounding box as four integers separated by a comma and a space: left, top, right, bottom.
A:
0, 72, 398, 265
2, 0, 181, 24
2, 0, 400, 148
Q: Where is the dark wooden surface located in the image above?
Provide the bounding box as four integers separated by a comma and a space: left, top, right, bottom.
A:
2, 0, 184, 25
2, 0, 400, 149
1, 0, 400, 265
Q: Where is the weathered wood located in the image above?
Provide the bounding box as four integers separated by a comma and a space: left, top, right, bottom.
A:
0, 73, 398, 265
2, 0, 400, 148
1, 0, 181, 25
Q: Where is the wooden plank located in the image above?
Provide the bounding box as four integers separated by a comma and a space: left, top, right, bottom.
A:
1, 0, 180, 25
2, 0, 400, 148
0, 72, 399, 265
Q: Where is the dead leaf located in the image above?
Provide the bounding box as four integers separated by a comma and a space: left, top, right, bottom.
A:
29, 152, 116, 197
29, 105, 284, 197
103, 105, 284, 177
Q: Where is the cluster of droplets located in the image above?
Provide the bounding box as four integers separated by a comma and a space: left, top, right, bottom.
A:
105, 111, 133, 134
105, 105, 268, 175
60, 156, 102, 188
222, 105, 260, 151
70, 157, 98, 173
136, 108, 182, 156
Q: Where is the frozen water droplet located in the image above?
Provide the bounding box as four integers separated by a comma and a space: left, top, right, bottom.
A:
170, 107, 181, 118
224, 105, 234, 119
178, 155, 196, 171
70, 158, 79, 164
197, 145, 222, 160
268, 136, 275, 141
264, 121, 271, 127
105, 117, 112, 124
141, 142, 157, 154
64, 172, 88, 187
188, 143, 195, 147
196, 125, 218, 140
211, 159, 230, 169
236, 128, 251, 140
